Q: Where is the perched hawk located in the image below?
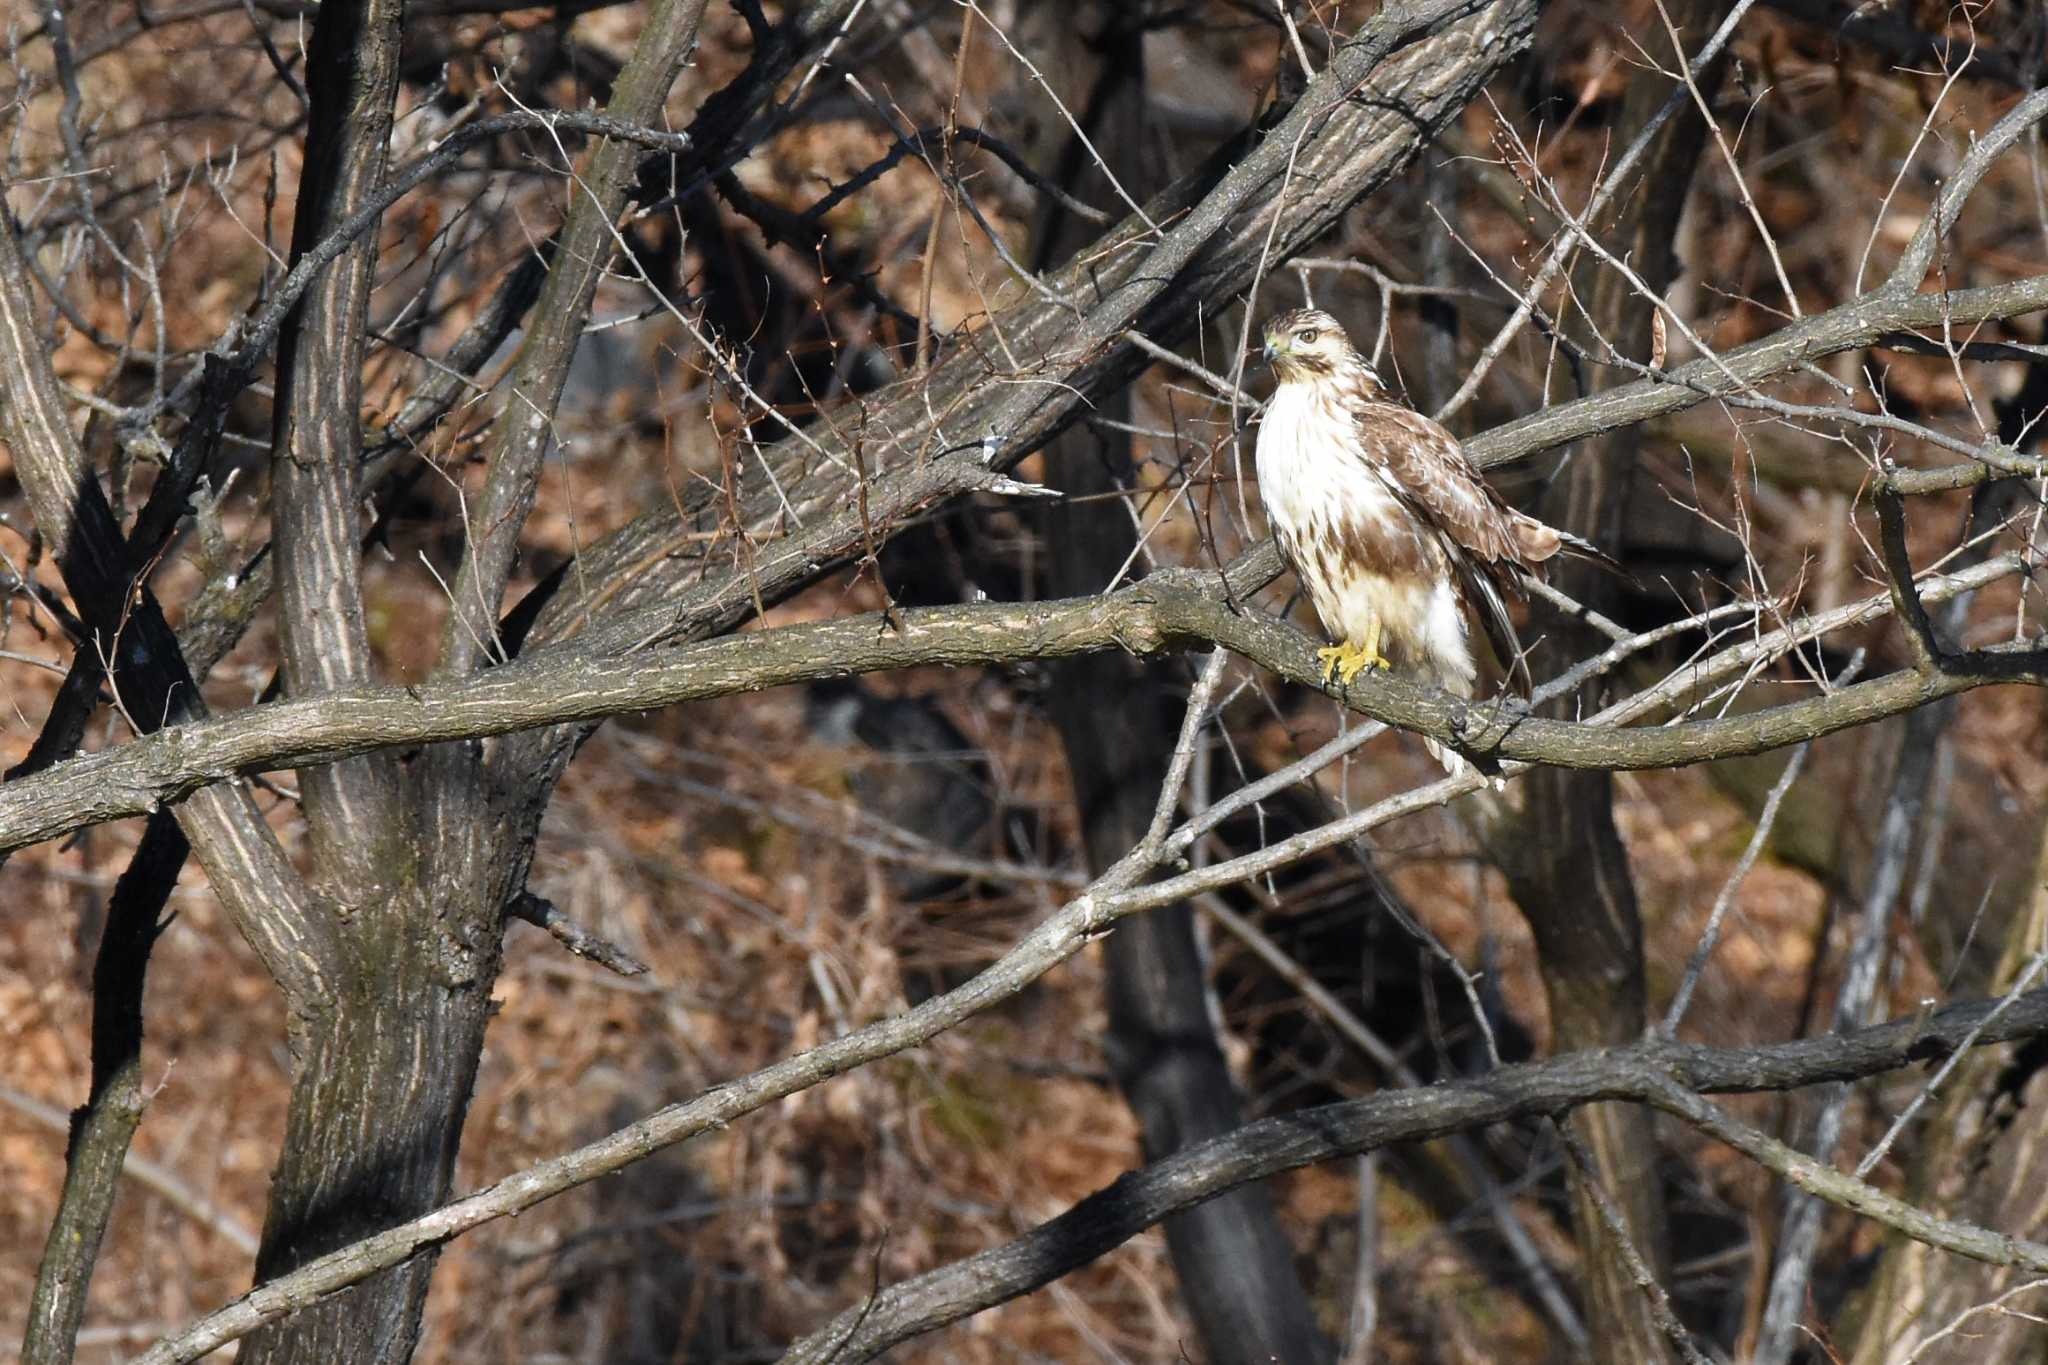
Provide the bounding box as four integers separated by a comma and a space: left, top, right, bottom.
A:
1255, 307, 1599, 775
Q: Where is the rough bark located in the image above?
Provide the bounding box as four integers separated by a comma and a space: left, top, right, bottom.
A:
239, 898, 506, 1365
1489, 5, 1733, 1359
230, 0, 713, 1360
1026, 9, 1330, 1360
232, 1, 457, 1359
265, 0, 407, 894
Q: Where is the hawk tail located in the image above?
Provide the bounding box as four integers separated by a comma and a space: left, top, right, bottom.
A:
1423, 735, 1507, 792
1459, 561, 1534, 700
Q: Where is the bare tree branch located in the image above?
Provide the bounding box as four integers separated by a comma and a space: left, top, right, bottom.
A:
132, 983, 2048, 1361
781, 993, 2048, 1362
20, 812, 182, 1365
504, 0, 1547, 667
432, 0, 715, 675
3, 547, 2039, 859
0, 196, 334, 1008
1465, 274, 2048, 473
265, 0, 408, 890
505, 892, 649, 977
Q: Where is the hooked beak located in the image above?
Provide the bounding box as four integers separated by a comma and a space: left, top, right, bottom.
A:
1259, 337, 1279, 372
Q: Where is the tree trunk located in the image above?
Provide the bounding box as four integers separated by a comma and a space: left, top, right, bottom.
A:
1027, 8, 1332, 1361
241, 902, 502, 1364
1489, 6, 1732, 1359
1838, 811, 2048, 1364
229, 0, 712, 1355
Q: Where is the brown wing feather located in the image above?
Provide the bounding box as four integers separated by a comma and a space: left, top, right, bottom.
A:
1344, 393, 1544, 693
1347, 400, 1539, 571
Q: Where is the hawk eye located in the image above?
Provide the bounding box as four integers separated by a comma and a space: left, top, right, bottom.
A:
1296, 328, 1320, 344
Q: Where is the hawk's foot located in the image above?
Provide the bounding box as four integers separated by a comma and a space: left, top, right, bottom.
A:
1317, 640, 1392, 686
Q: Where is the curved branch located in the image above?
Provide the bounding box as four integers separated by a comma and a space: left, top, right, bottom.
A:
783, 991, 2048, 1362
433, 0, 714, 675
0, 192, 333, 1006
1, 548, 2037, 859
135, 977, 2048, 1365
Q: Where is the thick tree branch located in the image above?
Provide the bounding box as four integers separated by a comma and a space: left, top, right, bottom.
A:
0, 551, 2036, 859
505, 0, 1545, 667
266, 0, 408, 889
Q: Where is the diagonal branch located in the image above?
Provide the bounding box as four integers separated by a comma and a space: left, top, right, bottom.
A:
1883, 87, 2048, 294
0, 203, 333, 1008
1464, 273, 2048, 472
137, 981, 2048, 1365
504, 0, 1545, 670
432, 0, 715, 676
784, 995, 2048, 1364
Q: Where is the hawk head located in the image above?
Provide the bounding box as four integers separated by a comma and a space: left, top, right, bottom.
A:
1262, 308, 1385, 398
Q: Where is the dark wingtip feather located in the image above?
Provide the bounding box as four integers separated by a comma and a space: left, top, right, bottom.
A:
1556, 530, 1628, 579
1462, 562, 1535, 699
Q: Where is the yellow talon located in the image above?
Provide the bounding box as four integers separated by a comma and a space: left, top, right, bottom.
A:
1317, 627, 1392, 687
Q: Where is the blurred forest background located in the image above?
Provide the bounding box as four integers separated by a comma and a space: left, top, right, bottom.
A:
5, 0, 2048, 1361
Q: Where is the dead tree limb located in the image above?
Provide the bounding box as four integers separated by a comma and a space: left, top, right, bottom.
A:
142, 985, 2048, 1365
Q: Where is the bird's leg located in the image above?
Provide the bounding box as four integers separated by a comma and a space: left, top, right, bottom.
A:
1360, 617, 1391, 674
1317, 617, 1393, 685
